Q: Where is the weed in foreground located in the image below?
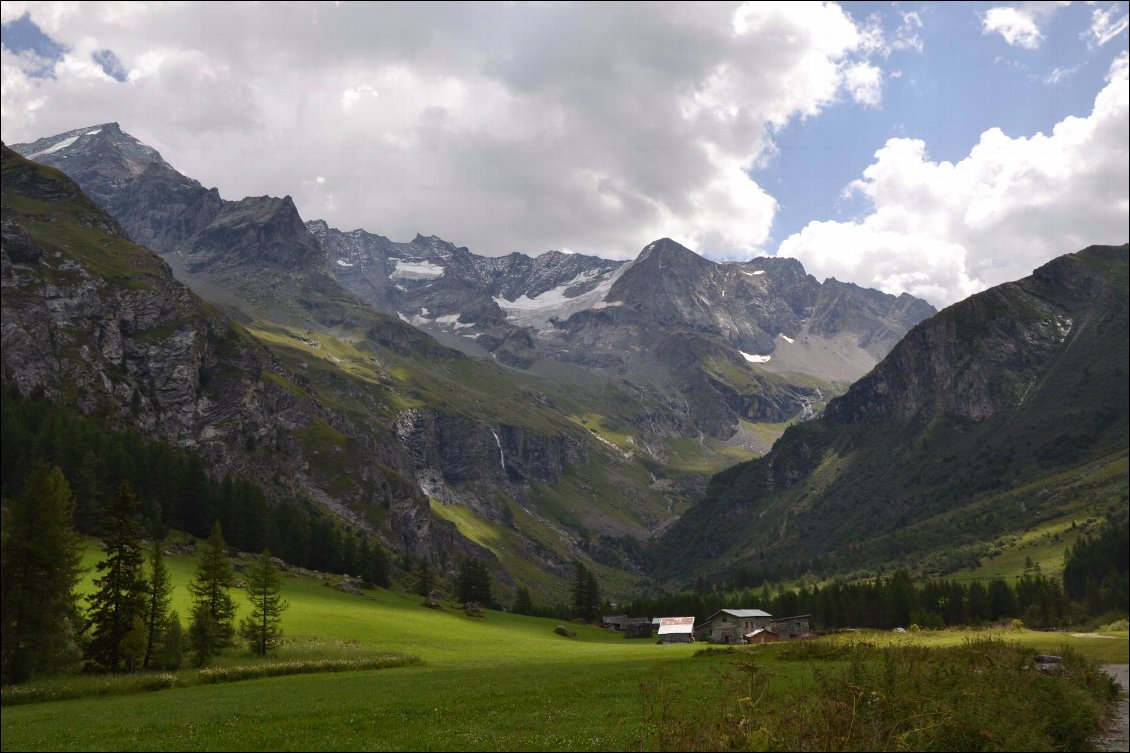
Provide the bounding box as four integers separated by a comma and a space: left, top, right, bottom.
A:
642, 638, 1116, 751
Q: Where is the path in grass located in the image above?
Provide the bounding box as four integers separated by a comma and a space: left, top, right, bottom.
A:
1095, 664, 1129, 753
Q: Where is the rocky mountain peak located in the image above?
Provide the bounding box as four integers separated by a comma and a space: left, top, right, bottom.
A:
633, 237, 711, 271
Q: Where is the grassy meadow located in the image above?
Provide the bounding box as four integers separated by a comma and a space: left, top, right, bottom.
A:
1, 543, 1125, 751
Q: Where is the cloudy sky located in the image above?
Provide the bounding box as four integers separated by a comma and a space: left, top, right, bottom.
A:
2, 2, 1127, 307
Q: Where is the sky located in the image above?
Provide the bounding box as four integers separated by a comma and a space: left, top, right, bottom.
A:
1, 1, 1127, 308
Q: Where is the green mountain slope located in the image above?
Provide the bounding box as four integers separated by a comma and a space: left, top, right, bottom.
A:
655, 244, 1130, 586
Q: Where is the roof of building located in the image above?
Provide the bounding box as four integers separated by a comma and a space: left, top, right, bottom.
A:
696, 607, 769, 622
657, 616, 695, 635
744, 628, 776, 637
769, 614, 812, 622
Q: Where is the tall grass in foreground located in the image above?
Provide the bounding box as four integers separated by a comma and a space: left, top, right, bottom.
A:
643, 638, 1118, 752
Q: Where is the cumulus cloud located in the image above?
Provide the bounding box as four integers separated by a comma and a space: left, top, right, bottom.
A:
0, 1, 888, 259
779, 65, 1129, 307
982, 3, 1067, 49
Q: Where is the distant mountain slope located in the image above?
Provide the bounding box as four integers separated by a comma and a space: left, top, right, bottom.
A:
314, 225, 936, 437
655, 244, 1130, 584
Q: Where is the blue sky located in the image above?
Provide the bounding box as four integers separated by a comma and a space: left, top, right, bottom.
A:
2, 2, 1127, 306
759, 1, 1125, 246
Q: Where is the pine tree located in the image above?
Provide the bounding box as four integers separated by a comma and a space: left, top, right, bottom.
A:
188, 523, 237, 650
585, 570, 601, 623
142, 538, 174, 669
156, 610, 184, 670
238, 551, 288, 656
413, 559, 435, 596
85, 481, 149, 673
456, 559, 493, 606
359, 537, 391, 588
188, 602, 218, 667
0, 463, 84, 683
570, 561, 601, 623
512, 586, 534, 615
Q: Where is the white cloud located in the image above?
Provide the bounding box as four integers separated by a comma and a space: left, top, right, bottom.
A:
1043, 63, 1081, 85
842, 62, 883, 107
1109, 50, 1130, 81
0, 1, 887, 260
892, 11, 924, 53
1087, 4, 1130, 47
981, 4, 1063, 49
779, 67, 1130, 307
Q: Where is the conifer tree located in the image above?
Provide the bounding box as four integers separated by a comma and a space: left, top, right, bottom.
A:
512, 586, 534, 616
157, 610, 184, 670
188, 523, 237, 650
359, 537, 391, 588
86, 481, 148, 672
142, 538, 173, 669
188, 602, 219, 667
570, 561, 601, 622
456, 559, 493, 606
238, 551, 287, 656
0, 463, 84, 683
413, 559, 435, 596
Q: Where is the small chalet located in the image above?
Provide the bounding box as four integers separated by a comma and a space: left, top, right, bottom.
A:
657, 616, 695, 644
602, 614, 629, 631
695, 608, 772, 644
744, 628, 779, 645
769, 614, 813, 639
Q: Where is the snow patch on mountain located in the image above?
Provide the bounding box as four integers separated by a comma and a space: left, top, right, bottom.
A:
494, 265, 627, 330
391, 260, 445, 280
28, 135, 81, 159
741, 351, 772, 363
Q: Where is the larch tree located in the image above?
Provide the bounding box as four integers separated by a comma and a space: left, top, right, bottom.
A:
238, 551, 287, 656
188, 523, 237, 651
85, 480, 148, 673
0, 463, 84, 684
570, 560, 601, 623
456, 558, 493, 606
142, 538, 173, 669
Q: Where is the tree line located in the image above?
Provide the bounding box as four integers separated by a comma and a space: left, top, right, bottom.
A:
624, 565, 1110, 631
1, 388, 390, 587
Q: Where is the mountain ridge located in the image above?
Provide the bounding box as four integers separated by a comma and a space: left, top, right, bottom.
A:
653, 243, 1129, 585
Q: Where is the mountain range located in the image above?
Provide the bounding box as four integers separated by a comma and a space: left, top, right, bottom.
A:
5, 123, 1126, 599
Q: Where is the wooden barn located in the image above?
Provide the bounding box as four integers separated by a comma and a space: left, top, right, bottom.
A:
744, 628, 779, 645
769, 614, 813, 639
657, 616, 695, 643
623, 617, 653, 639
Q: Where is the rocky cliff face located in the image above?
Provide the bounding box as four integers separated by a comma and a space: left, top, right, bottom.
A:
1, 144, 499, 575
656, 243, 1129, 584
825, 248, 1125, 425
11, 124, 339, 332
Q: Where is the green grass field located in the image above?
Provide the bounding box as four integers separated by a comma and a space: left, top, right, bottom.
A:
2, 544, 1125, 751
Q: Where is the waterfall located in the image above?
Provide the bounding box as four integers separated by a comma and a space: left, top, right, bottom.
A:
491, 428, 506, 472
